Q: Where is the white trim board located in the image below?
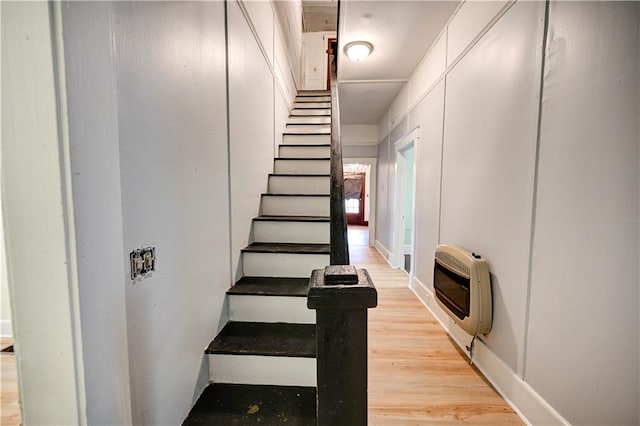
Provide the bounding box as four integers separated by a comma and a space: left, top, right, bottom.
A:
410, 276, 570, 426
374, 240, 394, 267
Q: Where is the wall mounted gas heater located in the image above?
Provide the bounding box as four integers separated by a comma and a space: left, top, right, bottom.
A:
433, 244, 492, 336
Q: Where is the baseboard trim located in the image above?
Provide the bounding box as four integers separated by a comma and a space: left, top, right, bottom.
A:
410, 276, 570, 426
374, 240, 393, 266
1, 320, 13, 337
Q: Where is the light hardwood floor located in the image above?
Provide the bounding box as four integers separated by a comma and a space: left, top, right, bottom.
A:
348, 225, 521, 425
1, 337, 19, 426
0, 227, 520, 425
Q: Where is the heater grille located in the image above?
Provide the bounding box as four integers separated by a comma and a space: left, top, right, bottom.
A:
435, 251, 470, 278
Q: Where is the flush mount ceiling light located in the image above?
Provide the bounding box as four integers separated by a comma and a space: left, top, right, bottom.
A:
344, 41, 373, 62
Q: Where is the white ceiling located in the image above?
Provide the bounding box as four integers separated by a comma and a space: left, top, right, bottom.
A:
336, 0, 460, 125
302, 0, 338, 32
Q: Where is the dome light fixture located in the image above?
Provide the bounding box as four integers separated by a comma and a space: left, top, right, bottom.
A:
344, 41, 373, 63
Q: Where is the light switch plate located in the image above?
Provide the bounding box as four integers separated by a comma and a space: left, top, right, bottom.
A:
130, 246, 156, 280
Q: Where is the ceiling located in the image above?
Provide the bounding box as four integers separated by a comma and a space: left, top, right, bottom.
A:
302, 0, 338, 32
328, 1, 460, 126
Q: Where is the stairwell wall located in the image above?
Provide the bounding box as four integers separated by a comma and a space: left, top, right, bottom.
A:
374, 1, 639, 424
4, 0, 303, 424
227, 0, 301, 281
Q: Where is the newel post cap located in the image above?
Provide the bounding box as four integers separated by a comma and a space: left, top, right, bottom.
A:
307, 266, 377, 310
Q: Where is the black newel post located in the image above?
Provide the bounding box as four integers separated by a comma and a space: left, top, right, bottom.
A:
308, 265, 377, 426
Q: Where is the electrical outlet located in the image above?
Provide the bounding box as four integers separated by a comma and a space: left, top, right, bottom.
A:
130, 247, 156, 280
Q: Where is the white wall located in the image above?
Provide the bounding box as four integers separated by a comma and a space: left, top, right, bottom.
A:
525, 3, 639, 424
228, 0, 300, 279
3, 0, 304, 424
374, 1, 640, 424
111, 2, 230, 424
61, 3, 132, 423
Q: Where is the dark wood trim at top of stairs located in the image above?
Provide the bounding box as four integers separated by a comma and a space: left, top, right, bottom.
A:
227, 276, 309, 297
206, 322, 316, 358
241, 242, 330, 254
252, 215, 329, 222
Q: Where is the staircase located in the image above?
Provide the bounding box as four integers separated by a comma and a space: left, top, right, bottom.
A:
184, 90, 332, 425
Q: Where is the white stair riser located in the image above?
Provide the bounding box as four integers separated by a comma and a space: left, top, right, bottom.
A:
296, 96, 330, 102
268, 175, 329, 194
282, 134, 331, 144
287, 116, 330, 124
279, 145, 330, 158
228, 295, 315, 323
291, 109, 330, 116
285, 128, 330, 135
243, 252, 330, 277
293, 102, 330, 108
261, 196, 329, 216
286, 124, 330, 132
209, 355, 316, 386
254, 220, 329, 244
274, 159, 330, 175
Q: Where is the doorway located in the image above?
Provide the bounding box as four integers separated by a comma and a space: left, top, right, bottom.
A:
326, 38, 336, 90
344, 163, 371, 227
393, 128, 419, 274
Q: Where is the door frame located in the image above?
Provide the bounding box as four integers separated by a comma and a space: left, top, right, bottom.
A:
343, 158, 377, 247
326, 37, 336, 90
392, 127, 420, 272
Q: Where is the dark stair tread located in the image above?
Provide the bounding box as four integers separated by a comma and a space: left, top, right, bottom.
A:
183, 383, 316, 425
227, 277, 309, 297
288, 114, 331, 117
269, 173, 330, 177
253, 215, 329, 222
279, 144, 331, 147
206, 322, 316, 357
241, 242, 330, 254
274, 157, 330, 161
283, 132, 329, 135
261, 193, 330, 197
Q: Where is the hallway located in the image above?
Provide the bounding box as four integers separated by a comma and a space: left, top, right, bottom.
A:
348, 226, 522, 425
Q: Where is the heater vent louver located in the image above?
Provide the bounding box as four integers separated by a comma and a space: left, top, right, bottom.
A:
435, 251, 470, 278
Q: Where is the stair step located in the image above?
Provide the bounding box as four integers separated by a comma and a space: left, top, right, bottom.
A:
207, 322, 317, 385
207, 321, 316, 357
268, 174, 329, 194
286, 123, 331, 132
228, 277, 309, 297
298, 90, 330, 95
279, 144, 331, 158
253, 215, 329, 244
261, 194, 329, 216
282, 133, 331, 144
274, 158, 330, 175
242, 242, 330, 255
293, 102, 330, 109
287, 115, 331, 124
291, 109, 331, 116
284, 127, 330, 135
295, 95, 330, 102
227, 276, 315, 323
242, 242, 330, 277
183, 383, 316, 425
